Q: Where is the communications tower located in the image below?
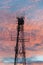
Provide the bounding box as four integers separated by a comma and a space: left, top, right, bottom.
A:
14, 17, 26, 65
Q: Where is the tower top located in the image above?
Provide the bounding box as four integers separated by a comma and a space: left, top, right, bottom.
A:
17, 17, 24, 25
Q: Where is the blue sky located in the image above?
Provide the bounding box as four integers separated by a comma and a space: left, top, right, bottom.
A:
0, 0, 43, 12
0, 0, 43, 20
0, 0, 43, 23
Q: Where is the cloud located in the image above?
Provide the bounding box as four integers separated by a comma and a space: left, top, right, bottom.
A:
0, 41, 15, 55
31, 0, 40, 2
0, 44, 11, 52
26, 42, 43, 51
15, 4, 36, 17
0, 56, 43, 64
31, 9, 43, 22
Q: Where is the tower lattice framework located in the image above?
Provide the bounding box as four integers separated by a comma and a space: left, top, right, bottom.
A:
14, 17, 26, 65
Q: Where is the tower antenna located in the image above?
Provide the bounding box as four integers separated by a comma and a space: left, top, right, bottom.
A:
14, 16, 26, 65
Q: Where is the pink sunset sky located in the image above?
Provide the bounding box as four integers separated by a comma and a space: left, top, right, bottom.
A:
0, 0, 43, 65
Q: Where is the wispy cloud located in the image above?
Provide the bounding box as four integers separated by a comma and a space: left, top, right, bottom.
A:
26, 42, 43, 51
31, 0, 40, 2
0, 56, 43, 64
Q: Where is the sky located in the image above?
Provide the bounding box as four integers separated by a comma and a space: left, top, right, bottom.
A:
0, 0, 43, 65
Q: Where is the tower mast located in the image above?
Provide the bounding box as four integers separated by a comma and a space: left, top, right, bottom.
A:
14, 17, 26, 65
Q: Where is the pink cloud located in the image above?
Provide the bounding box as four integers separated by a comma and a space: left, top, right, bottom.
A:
0, 6, 11, 9
31, 0, 40, 2
31, 9, 43, 22
15, 4, 36, 17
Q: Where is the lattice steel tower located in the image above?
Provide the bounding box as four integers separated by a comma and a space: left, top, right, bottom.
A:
14, 17, 26, 65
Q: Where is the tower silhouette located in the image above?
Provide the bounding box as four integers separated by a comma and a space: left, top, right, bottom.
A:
14, 17, 26, 65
